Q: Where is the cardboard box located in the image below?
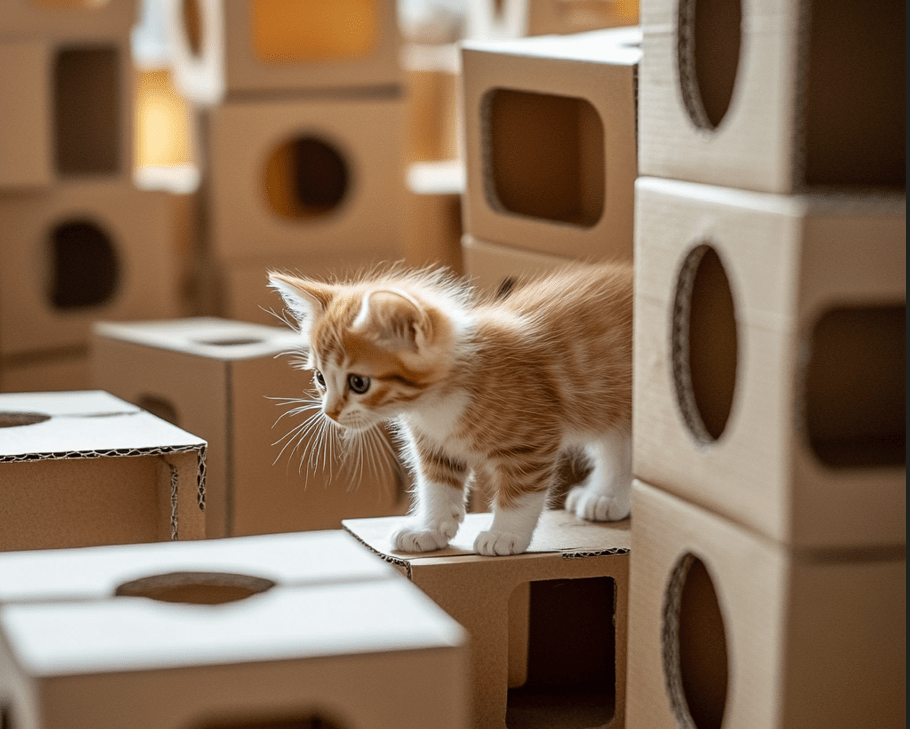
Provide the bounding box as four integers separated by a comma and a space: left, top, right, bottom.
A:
0, 349, 90, 394
92, 317, 410, 539
462, 234, 576, 296
634, 177, 906, 550
639, 0, 905, 193
405, 160, 465, 273
403, 42, 461, 163
165, 0, 402, 104
0, 38, 134, 188
0, 531, 469, 729
344, 510, 630, 729
461, 27, 639, 261
203, 94, 407, 261
0, 0, 137, 40
0, 181, 181, 357
627, 480, 906, 729
467, 0, 639, 40
0, 390, 205, 552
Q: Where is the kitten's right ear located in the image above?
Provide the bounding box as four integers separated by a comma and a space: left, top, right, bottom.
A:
268, 272, 335, 329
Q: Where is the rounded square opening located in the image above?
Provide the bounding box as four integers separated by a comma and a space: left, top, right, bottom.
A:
47, 219, 120, 309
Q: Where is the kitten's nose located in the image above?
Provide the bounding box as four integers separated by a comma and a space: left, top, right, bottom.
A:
324, 405, 342, 422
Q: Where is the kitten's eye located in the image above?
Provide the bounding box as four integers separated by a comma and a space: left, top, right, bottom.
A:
348, 374, 371, 394
314, 370, 326, 389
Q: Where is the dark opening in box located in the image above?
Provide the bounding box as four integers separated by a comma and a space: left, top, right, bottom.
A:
54, 46, 120, 176
676, 0, 742, 131
48, 220, 119, 309
251, 0, 378, 63
507, 577, 616, 729
803, 0, 905, 189
804, 304, 906, 468
485, 88, 604, 227
191, 715, 347, 729
116, 571, 276, 605
672, 244, 739, 444
264, 136, 350, 220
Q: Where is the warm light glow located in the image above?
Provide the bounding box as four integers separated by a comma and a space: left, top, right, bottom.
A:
135, 69, 194, 168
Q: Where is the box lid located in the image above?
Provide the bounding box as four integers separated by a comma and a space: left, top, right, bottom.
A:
0, 391, 205, 461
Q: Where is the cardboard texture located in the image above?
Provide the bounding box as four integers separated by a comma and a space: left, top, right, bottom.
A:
633, 177, 906, 550
0, 181, 182, 357
0, 37, 134, 188
165, 0, 402, 104
203, 94, 407, 261
0, 0, 137, 40
462, 234, 575, 295
627, 480, 906, 729
92, 318, 410, 539
0, 349, 90, 394
467, 0, 639, 40
0, 390, 206, 552
403, 42, 461, 163
344, 509, 630, 729
461, 28, 639, 261
639, 0, 905, 193
0, 531, 469, 729
405, 161, 465, 273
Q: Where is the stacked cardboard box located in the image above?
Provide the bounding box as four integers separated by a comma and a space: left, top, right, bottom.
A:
0, 1, 183, 392
164, 0, 409, 326
629, 1, 906, 727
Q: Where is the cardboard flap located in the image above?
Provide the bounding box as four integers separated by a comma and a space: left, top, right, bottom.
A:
462, 27, 641, 66
343, 510, 631, 565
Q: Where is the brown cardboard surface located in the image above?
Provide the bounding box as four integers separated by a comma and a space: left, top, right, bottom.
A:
403, 42, 461, 163
405, 161, 465, 273
344, 510, 629, 729
627, 480, 906, 729
0, 531, 468, 729
466, 0, 639, 39
462, 234, 575, 295
203, 94, 407, 261
0, 0, 137, 40
167, 0, 402, 104
0, 349, 91, 394
634, 177, 906, 549
0, 181, 181, 357
461, 27, 639, 261
0, 390, 205, 552
639, 0, 904, 192
92, 318, 410, 539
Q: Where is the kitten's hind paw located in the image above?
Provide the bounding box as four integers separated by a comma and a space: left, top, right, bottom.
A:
565, 485, 631, 522
474, 530, 532, 557
389, 519, 459, 553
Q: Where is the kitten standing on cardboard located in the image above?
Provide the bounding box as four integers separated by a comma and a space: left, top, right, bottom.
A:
270, 262, 632, 556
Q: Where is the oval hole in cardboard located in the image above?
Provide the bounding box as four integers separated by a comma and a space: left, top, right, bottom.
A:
48, 220, 119, 309
193, 337, 266, 347
677, 0, 741, 131
662, 553, 729, 729
671, 243, 738, 444
115, 571, 276, 605
803, 304, 906, 468
182, 0, 204, 58
264, 136, 350, 220
137, 395, 180, 426
0, 412, 51, 428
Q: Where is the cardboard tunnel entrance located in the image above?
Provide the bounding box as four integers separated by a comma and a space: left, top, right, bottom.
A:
48, 219, 119, 309
264, 136, 350, 220
507, 576, 617, 729
485, 88, 605, 227
54, 46, 120, 176
804, 304, 906, 468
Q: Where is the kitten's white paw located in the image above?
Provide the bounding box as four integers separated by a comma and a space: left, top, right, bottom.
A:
474, 530, 532, 556
389, 519, 459, 553
565, 485, 631, 522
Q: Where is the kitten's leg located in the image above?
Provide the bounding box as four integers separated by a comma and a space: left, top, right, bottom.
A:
474, 461, 553, 556
565, 429, 632, 521
390, 448, 468, 552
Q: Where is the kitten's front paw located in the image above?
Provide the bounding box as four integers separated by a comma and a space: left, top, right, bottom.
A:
389, 519, 459, 553
474, 530, 531, 556
565, 485, 631, 522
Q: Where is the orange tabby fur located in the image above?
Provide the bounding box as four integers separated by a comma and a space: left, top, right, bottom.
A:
269, 261, 632, 556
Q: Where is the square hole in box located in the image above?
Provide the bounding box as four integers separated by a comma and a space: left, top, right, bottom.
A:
484, 89, 605, 227
507, 577, 616, 729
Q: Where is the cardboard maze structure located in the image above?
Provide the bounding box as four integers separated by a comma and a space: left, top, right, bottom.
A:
628, 1, 906, 728
0, 0, 183, 392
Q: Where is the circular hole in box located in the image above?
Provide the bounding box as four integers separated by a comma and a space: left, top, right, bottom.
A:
264, 136, 350, 220
137, 395, 179, 426
671, 243, 738, 444
662, 553, 729, 729
0, 412, 51, 428
193, 337, 266, 347
115, 571, 276, 605
182, 0, 203, 57
677, 0, 742, 131
47, 219, 119, 309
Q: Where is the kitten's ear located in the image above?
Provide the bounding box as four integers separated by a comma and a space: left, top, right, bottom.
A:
351, 289, 430, 353
268, 272, 335, 330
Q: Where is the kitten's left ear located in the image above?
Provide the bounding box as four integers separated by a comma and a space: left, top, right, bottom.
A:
268, 272, 335, 331
351, 289, 431, 353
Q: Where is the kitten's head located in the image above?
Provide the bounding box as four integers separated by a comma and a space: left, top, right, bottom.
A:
269, 268, 469, 432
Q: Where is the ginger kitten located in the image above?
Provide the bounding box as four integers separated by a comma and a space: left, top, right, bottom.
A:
269, 262, 632, 556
